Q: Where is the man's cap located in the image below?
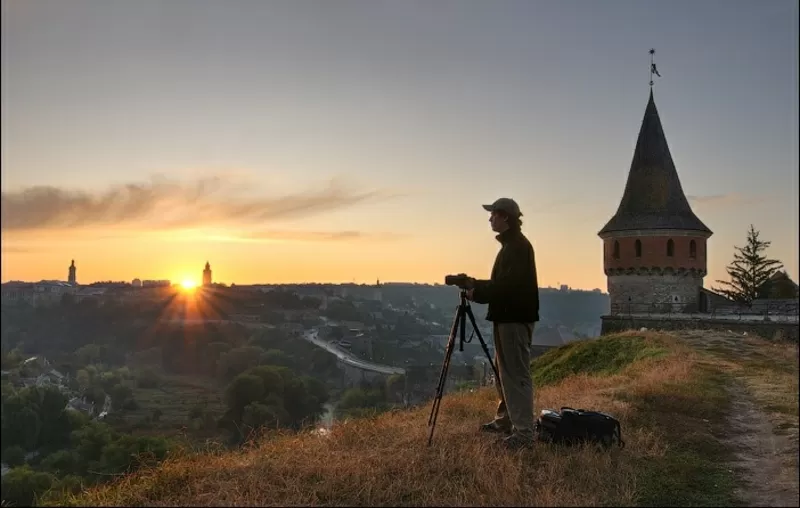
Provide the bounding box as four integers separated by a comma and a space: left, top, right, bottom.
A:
482, 197, 522, 217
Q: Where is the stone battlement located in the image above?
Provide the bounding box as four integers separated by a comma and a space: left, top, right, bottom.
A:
601, 314, 799, 342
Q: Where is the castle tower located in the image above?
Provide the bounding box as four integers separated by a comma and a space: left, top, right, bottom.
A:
68, 260, 77, 285
598, 89, 712, 313
202, 262, 212, 286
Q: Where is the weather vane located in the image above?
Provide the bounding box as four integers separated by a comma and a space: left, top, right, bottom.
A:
649, 48, 661, 87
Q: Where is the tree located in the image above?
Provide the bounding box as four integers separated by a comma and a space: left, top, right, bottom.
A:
32, 385, 73, 450
217, 346, 267, 380
386, 374, 406, 403
71, 421, 115, 473
714, 225, 783, 306
74, 344, 102, 366
246, 365, 287, 398
76, 369, 91, 390
242, 400, 290, 432
336, 387, 388, 419
41, 449, 78, 475
4, 406, 42, 450
225, 374, 265, 415
110, 384, 134, 411
3, 445, 26, 467
0, 466, 56, 507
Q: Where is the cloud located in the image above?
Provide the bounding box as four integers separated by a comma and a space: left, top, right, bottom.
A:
0, 175, 400, 232
687, 193, 768, 207
0, 245, 35, 253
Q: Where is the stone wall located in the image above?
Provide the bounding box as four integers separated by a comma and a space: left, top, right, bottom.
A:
601, 315, 799, 342
608, 273, 704, 309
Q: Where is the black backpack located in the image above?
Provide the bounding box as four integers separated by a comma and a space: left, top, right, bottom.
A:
534, 407, 625, 449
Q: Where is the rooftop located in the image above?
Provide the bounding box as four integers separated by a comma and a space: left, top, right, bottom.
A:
599, 90, 712, 236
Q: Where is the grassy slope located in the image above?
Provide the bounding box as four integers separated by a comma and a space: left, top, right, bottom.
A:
44, 331, 797, 507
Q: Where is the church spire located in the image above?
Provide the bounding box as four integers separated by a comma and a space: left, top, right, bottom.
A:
68, 259, 77, 285
202, 261, 212, 286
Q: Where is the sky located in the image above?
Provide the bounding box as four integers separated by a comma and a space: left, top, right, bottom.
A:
1, 0, 798, 290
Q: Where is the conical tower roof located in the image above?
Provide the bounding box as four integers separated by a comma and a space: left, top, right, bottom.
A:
599, 90, 712, 236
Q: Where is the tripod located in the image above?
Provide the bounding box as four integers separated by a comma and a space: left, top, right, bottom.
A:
427, 290, 500, 446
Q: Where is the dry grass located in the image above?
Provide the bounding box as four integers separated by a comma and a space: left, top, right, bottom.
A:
47, 331, 749, 507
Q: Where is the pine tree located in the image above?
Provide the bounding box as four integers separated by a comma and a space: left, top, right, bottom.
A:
714, 225, 783, 306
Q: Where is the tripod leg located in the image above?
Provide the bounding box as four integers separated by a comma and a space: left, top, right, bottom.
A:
427, 305, 462, 446
427, 331, 455, 428
459, 305, 467, 352
428, 305, 460, 427
464, 306, 501, 386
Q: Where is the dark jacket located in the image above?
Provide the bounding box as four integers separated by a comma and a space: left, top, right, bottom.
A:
472, 228, 539, 323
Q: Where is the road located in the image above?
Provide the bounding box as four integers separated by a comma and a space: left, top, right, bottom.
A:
302, 329, 406, 376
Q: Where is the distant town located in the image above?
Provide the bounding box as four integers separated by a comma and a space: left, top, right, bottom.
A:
1, 259, 608, 341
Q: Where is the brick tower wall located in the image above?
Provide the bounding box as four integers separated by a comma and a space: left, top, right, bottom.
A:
602, 231, 709, 312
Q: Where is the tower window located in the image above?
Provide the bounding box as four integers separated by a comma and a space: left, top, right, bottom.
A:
689, 239, 697, 259
667, 239, 674, 257
613, 241, 620, 259
635, 239, 642, 258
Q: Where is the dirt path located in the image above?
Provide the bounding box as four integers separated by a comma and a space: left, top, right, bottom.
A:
678, 330, 799, 507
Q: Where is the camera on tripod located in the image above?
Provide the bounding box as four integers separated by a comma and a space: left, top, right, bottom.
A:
444, 273, 474, 289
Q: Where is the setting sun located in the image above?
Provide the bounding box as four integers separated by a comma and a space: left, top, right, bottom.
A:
181, 279, 197, 290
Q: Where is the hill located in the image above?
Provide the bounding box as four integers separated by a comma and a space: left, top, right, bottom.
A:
41, 331, 798, 507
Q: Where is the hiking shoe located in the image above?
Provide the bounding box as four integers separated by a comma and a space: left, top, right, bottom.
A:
479, 421, 512, 434
500, 431, 534, 450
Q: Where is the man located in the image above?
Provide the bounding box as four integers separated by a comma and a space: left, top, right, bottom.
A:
465, 197, 539, 449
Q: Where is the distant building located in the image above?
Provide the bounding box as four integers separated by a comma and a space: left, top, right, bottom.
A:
132, 278, 142, 288
757, 271, 799, 300
598, 88, 712, 314
1, 282, 35, 305
88, 281, 129, 288
67, 397, 94, 416
142, 280, 171, 288
203, 262, 212, 286
1, 280, 77, 306
74, 286, 107, 304
68, 259, 77, 285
